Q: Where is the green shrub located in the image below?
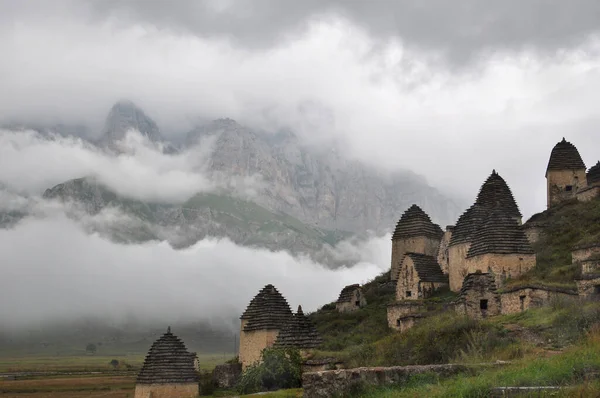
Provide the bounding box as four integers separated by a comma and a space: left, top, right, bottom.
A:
236, 348, 302, 394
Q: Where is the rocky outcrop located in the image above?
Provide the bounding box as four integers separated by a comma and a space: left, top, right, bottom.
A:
188, 118, 462, 233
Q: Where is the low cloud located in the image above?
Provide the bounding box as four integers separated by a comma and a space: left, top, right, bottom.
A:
0, 129, 214, 203
0, 211, 387, 331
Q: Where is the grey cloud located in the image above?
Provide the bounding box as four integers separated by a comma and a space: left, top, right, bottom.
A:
83, 0, 600, 63
0, 211, 386, 330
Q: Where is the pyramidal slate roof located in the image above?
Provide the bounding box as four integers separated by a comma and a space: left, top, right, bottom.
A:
336, 284, 361, 303
546, 138, 586, 175
449, 204, 489, 247
273, 306, 323, 349
466, 210, 535, 258
136, 327, 198, 385
405, 253, 448, 283
392, 204, 443, 241
474, 170, 522, 219
587, 161, 600, 186
241, 284, 293, 331
458, 272, 498, 298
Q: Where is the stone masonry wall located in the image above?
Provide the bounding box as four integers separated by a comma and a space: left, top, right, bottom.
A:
577, 277, 600, 297
573, 247, 600, 264
500, 288, 577, 315
134, 383, 199, 398
448, 243, 470, 292
465, 253, 536, 289
387, 301, 427, 330
547, 169, 587, 208
302, 364, 470, 398
437, 228, 453, 274
391, 237, 441, 281
577, 186, 600, 202
396, 257, 420, 300
239, 323, 279, 370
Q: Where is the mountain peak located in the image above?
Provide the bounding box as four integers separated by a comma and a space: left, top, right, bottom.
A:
101, 100, 162, 146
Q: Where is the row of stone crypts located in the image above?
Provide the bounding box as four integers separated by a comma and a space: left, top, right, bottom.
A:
133, 281, 362, 398
132, 287, 325, 397
386, 138, 600, 332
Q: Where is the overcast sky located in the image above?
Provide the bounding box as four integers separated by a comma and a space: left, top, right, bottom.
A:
2, 1, 600, 329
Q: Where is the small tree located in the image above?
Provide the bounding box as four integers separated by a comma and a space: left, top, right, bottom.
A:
86, 343, 97, 355
109, 359, 119, 369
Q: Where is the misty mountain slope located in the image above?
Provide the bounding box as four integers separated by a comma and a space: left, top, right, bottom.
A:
188, 118, 462, 233
41, 177, 352, 261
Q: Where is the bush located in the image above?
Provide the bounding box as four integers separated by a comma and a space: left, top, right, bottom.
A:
198, 370, 216, 395
237, 348, 302, 394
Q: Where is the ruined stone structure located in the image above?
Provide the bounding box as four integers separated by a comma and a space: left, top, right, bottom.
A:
575, 242, 600, 298
455, 272, 501, 319
464, 210, 535, 289
390, 205, 443, 281
212, 362, 242, 389
274, 305, 323, 352
455, 273, 578, 318
396, 253, 448, 300
546, 138, 587, 208
448, 171, 523, 291
386, 301, 428, 331
335, 284, 366, 313
239, 284, 293, 369
134, 327, 199, 398
572, 243, 600, 274
500, 285, 577, 314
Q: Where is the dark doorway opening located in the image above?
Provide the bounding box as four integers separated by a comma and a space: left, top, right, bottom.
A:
480, 299, 488, 310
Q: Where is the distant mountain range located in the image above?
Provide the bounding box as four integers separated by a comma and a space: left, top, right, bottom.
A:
0, 100, 463, 265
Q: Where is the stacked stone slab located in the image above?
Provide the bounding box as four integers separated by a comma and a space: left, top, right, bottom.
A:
239, 284, 293, 369
336, 284, 366, 313
390, 204, 443, 281
134, 327, 199, 398
546, 138, 587, 208
396, 253, 448, 300
274, 305, 323, 350
448, 171, 523, 291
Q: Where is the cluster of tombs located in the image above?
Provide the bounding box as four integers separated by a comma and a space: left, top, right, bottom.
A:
131, 137, 600, 397
387, 137, 600, 330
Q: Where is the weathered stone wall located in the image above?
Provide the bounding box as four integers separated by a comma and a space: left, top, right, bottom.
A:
391, 237, 441, 281
387, 301, 427, 330
302, 358, 344, 373
577, 277, 600, 297
133, 383, 199, 398
396, 257, 419, 300
336, 289, 366, 313
500, 288, 577, 315
239, 322, 279, 369
302, 364, 470, 398
448, 243, 470, 292
573, 246, 600, 264
455, 275, 501, 320
547, 169, 587, 208
465, 253, 536, 289
577, 186, 600, 202
437, 228, 454, 274
212, 362, 242, 389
